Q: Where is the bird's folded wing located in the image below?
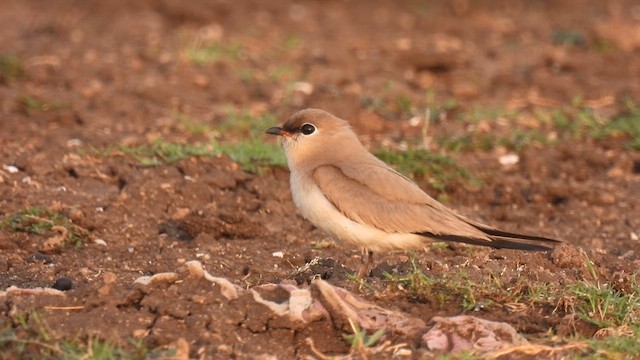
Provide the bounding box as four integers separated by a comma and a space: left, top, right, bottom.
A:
312, 164, 489, 239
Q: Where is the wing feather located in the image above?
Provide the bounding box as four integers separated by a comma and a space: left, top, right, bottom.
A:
312, 160, 560, 251
312, 163, 488, 239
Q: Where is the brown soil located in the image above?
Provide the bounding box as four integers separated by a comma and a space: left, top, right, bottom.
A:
1, 0, 639, 359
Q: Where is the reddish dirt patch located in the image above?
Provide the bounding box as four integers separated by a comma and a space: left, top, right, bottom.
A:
1, 0, 639, 358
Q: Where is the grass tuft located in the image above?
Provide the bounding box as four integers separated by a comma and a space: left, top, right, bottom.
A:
0, 206, 90, 248
436, 100, 640, 153
112, 109, 286, 173
217, 140, 285, 174
119, 141, 214, 166
16, 95, 71, 115
374, 148, 475, 192
551, 29, 585, 47
0, 312, 156, 359
342, 319, 386, 350
570, 281, 640, 329
0, 54, 26, 84
185, 41, 242, 65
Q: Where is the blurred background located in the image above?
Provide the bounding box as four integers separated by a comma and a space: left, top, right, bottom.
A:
2, 0, 639, 146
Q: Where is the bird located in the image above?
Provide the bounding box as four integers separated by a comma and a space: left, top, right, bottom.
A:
266, 109, 561, 279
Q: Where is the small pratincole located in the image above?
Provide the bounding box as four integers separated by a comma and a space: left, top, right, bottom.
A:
266, 109, 561, 278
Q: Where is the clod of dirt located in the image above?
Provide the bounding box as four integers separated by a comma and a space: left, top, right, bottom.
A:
290, 257, 351, 284
551, 243, 586, 269
0, 259, 9, 271
178, 208, 264, 240
422, 315, 526, 353
51, 277, 73, 291
25, 252, 53, 264
158, 220, 193, 242
203, 171, 238, 190
633, 159, 640, 174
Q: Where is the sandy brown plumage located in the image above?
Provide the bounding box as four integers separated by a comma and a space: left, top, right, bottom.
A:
267, 109, 560, 277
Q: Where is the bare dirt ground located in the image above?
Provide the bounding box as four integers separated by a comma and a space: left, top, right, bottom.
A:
1, 0, 640, 359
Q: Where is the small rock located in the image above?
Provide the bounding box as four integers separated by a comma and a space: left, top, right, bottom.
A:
134, 272, 179, 286
0, 258, 9, 271
133, 329, 148, 338
217, 344, 232, 355
408, 116, 421, 127
171, 208, 191, 220
272, 251, 284, 258
633, 160, 640, 174
66, 139, 82, 147
498, 153, 520, 166
25, 253, 53, 264
94, 239, 107, 246
393, 348, 412, 357
423, 315, 526, 353
292, 81, 313, 95
52, 277, 73, 291
3, 165, 19, 173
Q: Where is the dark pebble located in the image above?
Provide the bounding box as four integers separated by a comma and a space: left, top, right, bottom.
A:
52, 277, 73, 291
551, 195, 568, 206
25, 252, 53, 264
633, 160, 640, 174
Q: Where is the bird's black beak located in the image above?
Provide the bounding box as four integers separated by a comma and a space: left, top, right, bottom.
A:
266, 126, 291, 137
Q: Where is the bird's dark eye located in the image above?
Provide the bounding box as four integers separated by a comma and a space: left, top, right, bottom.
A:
300, 123, 316, 135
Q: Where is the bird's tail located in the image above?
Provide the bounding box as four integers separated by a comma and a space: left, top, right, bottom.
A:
416, 225, 561, 251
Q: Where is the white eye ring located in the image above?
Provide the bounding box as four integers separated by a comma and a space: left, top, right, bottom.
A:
300, 123, 316, 135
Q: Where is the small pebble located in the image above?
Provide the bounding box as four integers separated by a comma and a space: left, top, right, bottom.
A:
498, 153, 520, 166
3, 165, 19, 173
52, 277, 73, 291
633, 160, 640, 174
133, 329, 148, 338
217, 344, 232, 355
292, 81, 313, 95
66, 139, 82, 147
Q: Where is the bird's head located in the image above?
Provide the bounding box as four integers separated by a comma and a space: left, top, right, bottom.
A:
266, 109, 361, 170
